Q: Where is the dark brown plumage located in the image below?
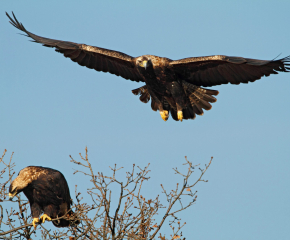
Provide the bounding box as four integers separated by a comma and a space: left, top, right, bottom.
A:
6, 12, 290, 121
9, 166, 79, 228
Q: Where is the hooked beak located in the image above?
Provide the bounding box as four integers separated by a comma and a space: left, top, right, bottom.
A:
140, 60, 148, 70
9, 192, 15, 201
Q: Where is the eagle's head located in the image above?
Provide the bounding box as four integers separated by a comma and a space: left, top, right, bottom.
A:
136, 56, 153, 70
9, 183, 20, 200
9, 167, 35, 200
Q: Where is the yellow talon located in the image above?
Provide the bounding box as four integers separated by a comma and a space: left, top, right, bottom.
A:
40, 214, 52, 223
177, 111, 183, 122
32, 217, 40, 229
160, 110, 169, 121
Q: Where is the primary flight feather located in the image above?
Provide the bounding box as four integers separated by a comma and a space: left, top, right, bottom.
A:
6, 12, 290, 121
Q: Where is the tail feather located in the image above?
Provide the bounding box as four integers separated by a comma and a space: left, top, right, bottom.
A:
191, 103, 204, 115
52, 218, 70, 228
139, 91, 150, 103
189, 94, 212, 111
188, 95, 204, 115
132, 88, 142, 95
151, 98, 158, 111
162, 98, 171, 111
132, 86, 150, 103
202, 88, 219, 96
52, 210, 80, 228
183, 106, 196, 120
170, 108, 178, 121
194, 89, 217, 103
199, 93, 217, 103
182, 81, 218, 114
132, 82, 219, 121
199, 98, 212, 110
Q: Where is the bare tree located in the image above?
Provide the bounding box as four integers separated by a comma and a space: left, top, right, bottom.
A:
0, 148, 212, 239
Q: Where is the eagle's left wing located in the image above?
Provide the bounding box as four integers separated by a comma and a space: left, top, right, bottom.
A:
170, 55, 290, 87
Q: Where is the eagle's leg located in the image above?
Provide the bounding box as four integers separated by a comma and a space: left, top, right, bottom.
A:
177, 105, 183, 122
132, 85, 168, 121
177, 111, 183, 121
150, 95, 168, 121
170, 82, 187, 121
147, 87, 169, 121
32, 217, 40, 229
158, 98, 169, 122
40, 214, 52, 223
159, 110, 169, 121
30, 202, 42, 228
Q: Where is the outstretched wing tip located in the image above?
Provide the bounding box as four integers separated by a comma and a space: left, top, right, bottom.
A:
6, 11, 28, 35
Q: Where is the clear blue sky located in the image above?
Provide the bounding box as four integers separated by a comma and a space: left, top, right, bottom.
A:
1, 1, 290, 239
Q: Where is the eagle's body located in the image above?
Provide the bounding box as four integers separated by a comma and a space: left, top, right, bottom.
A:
6, 12, 290, 121
9, 166, 78, 228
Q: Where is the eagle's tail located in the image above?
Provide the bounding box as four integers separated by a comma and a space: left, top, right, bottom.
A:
182, 81, 219, 117
167, 83, 219, 121
132, 83, 219, 121
52, 210, 80, 228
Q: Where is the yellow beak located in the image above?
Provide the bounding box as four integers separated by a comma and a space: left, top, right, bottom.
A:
140, 60, 148, 69
9, 192, 15, 200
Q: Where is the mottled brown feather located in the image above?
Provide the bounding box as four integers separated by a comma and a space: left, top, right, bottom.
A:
6, 12, 144, 83
9, 166, 79, 228
6, 12, 290, 122
171, 55, 290, 87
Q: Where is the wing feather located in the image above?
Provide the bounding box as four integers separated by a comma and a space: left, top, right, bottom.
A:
6, 12, 144, 82
43, 168, 71, 205
170, 55, 290, 87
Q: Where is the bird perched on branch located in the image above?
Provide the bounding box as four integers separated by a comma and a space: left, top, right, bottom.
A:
9, 166, 79, 228
6, 12, 290, 122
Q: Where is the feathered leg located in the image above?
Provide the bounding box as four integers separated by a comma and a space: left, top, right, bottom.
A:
169, 82, 187, 121
30, 202, 42, 229
176, 104, 183, 122
132, 85, 169, 121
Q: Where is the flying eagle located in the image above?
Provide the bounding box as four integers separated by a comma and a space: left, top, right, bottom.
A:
6, 12, 290, 122
9, 166, 79, 228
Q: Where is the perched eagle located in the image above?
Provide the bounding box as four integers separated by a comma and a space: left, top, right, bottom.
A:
6, 12, 290, 122
9, 166, 79, 228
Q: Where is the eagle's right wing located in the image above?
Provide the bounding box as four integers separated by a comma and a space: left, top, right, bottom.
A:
6, 12, 144, 83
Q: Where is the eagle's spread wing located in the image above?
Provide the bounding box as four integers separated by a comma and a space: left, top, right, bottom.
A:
6, 12, 144, 82
170, 55, 290, 87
